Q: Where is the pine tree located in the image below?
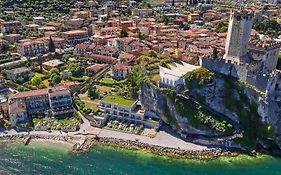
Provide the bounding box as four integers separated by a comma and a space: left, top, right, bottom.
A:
119, 29, 128, 38
212, 48, 218, 59
49, 36, 56, 52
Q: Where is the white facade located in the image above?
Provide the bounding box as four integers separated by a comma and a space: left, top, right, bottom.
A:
159, 62, 200, 88
99, 100, 144, 121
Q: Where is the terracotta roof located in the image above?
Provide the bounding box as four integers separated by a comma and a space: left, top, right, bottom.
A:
118, 52, 135, 60
86, 63, 108, 71
62, 30, 88, 35
11, 89, 49, 99
112, 65, 131, 71
0, 39, 7, 44
100, 27, 121, 31
89, 54, 116, 61
63, 81, 81, 87
75, 43, 90, 50
46, 22, 62, 27
87, 43, 97, 50
9, 100, 26, 114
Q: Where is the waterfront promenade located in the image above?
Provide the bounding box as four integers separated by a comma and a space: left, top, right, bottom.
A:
0, 127, 208, 151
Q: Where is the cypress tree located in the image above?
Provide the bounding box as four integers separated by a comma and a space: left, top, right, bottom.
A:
172, 0, 175, 7
49, 36, 56, 52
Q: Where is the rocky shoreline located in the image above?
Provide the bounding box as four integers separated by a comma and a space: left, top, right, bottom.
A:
95, 137, 238, 160
0, 134, 247, 160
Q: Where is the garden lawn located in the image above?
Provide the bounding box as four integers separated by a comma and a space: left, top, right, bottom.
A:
80, 94, 100, 112
96, 85, 112, 93
83, 100, 99, 112
102, 95, 136, 107
99, 78, 118, 86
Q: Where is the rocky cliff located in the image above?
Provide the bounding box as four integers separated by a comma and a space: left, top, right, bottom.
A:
140, 74, 281, 150
140, 82, 234, 136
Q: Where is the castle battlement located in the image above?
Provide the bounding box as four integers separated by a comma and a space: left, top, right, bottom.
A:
249, 39, 281, 51
230, 10, 254, 20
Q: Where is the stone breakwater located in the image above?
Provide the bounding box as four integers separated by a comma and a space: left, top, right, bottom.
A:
95, 137, 237, 160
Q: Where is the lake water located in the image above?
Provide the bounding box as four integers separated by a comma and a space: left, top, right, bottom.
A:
0, 141, 281, 175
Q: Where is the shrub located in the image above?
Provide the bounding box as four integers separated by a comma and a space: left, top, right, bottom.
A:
184, 68, 214, 91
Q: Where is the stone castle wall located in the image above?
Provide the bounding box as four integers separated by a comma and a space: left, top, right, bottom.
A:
224, 11, 253, 63
200, 57, 271, 92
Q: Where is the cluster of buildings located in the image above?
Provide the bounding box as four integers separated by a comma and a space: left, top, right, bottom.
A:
0, 0, 281, 128
8, 82, 81, 127
159, 8, 281, 107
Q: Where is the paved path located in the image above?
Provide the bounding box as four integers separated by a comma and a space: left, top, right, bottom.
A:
98, 129, 208, 151
0, 113, 209, 151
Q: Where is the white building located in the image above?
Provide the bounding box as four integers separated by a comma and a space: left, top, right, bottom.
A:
99, 95, 145, 121
159, 62, 200, 88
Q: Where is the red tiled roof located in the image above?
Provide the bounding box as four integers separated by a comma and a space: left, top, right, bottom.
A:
89, 54, 116, 61
0, 39, 7, 44
112, 65, 131, 71
63, 81, 81, 87
75, 43, 90, 50
100, 27, 121, 31
86, 63, 108, 71
11, 89, 49, 99
46, 22, 62, 27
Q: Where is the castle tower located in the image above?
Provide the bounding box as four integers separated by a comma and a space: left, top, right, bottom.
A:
223, 10, 254, 64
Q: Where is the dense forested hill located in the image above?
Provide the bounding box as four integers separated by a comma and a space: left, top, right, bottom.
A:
0, 0, 88, 22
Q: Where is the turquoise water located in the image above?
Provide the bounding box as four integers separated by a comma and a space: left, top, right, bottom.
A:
0, 141, 281, 175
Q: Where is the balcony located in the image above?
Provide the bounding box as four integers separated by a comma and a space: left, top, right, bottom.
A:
52, 108, 73, 116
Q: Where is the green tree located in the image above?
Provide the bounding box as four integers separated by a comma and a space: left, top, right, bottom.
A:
126, 66, 147, 99
119, 29, 128, 38
31, 76, 42, 86
184, 68, 214, 91
52, 74, 61, 84
87, 86, 99, 99
215, 21, 228, 33
49, 36, 56, 52
212, 48, 218, 59
49, 68, 59, 77
67, 63, 84, 77
163, 16, 169, 25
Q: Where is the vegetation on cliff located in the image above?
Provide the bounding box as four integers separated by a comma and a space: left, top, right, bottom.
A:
222, 76, 274, 147
253, 17, 281, 38
184, 68, 214, 92
161, 88, 234, 133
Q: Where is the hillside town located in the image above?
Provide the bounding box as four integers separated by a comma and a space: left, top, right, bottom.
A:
0, 0, 281, 155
